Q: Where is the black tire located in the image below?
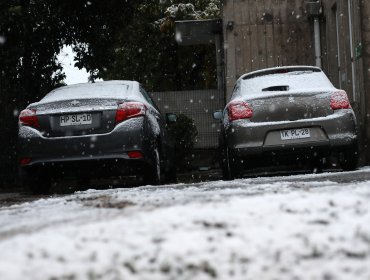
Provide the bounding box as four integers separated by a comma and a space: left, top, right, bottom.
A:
143, 148, 161, 185
221, 147, 231, 180
310, 156, 324, 174
27, 174, 51, 195
77, 177, 90, 189
229, 157, 242, 179
163, 163, 177, 183
221, 157, 230, 180
222, 147, 242, 180
340, 146, 358, 171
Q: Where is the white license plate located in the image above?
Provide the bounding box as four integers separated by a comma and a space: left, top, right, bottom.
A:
280, 128, 311, 140
60, 113, 92, 126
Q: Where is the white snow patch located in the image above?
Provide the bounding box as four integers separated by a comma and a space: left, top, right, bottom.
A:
0, 176, 370, 279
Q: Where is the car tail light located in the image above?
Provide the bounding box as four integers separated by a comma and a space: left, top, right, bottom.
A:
127, 151, 143, 159
227, 101, 253, 121
330, 91, 351, 110
20, 157, 32, 166
115, 102, 146, 124
19, 109, 39, 128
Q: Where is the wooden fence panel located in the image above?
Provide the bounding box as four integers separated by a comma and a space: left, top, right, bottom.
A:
223, 0, 315, 99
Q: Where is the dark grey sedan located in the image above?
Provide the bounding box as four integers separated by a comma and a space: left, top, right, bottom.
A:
18, 81, 177, 193
214, 66, 358, 179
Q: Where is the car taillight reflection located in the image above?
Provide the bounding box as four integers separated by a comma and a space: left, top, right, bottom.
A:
330, 90, 351, 110
115, 102, 146, 124
19, 109, 39, 128
227, 101, 253, 121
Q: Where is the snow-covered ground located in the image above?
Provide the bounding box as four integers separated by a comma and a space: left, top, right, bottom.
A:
0, 170, 370, 280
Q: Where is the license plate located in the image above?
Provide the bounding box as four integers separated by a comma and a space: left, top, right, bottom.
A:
280, 128, 310, 140
60, 113, 92, 126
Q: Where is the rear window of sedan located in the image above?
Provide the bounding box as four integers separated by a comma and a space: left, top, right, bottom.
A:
41, 82, 131, 102
239, 70, 335, 97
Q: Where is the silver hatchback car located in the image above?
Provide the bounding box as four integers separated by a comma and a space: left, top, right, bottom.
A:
215, 66, 358, 179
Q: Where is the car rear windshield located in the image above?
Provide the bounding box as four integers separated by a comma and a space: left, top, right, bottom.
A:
240, 70, 335, 96
41, 82, 131, 103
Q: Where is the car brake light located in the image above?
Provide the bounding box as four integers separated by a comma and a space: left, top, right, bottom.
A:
19, 109, 39, 128
330, 91, 351, 110
127, 151, 143, 159
20, 157, 32, 166
115, 102, 146, 124
227, 101, 253, 121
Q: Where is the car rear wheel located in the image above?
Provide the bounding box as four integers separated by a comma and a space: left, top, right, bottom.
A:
223, 147, 242, 180
24, 173, 52, 195
143, 148, 161, 185
229, 158, 243, 179
77, 177, 90, 189
340, 146, 358, 171
221, 158, 230, 180
221, 147, 230, 180
163, 163, 177, 183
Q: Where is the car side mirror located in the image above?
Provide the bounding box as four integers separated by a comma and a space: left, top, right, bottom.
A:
213, 110, 223, 121
166, 113, 177, 124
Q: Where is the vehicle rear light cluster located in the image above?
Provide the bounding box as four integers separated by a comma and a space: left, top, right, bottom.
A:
227, 101, 253, 121
19, 109, 39, 128
127, 151, 143, 159
20, 157, 32, 166
115, 102, 146, 124
330, 90, 351, 110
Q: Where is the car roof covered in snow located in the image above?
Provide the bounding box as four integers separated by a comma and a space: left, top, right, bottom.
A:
239, 66, 323, 81
233, 66, 335, 98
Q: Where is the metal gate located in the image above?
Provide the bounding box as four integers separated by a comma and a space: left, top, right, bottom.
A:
150, 90, 224, 148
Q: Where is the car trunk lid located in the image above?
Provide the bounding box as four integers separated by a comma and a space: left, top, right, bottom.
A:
246, 90, 333, 123
30, 99, 121, 137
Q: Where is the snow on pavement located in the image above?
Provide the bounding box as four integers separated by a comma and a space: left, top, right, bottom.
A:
0, 173, 370, 280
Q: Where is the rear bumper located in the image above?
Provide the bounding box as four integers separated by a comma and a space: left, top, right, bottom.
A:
18, 117, 152, 169
19, 157, 150, 180
226, 110, 357, 157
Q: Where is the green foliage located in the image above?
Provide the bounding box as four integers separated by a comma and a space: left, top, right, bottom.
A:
168, 114, 198, 169
75, 0, 221, 91
161, 0, 220, 21
0, 0, 67, 186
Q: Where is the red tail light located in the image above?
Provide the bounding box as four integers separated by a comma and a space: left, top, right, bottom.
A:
20, 157, 32, 166
115, 102, 146, 124
227, 101, 253, 121
330, 91, 351, 110
19, 109, 39, 128
127, 151, 143, 159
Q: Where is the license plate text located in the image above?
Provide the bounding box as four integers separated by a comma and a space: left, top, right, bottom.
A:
60, 113, 92, 126
280, 128, 311, 140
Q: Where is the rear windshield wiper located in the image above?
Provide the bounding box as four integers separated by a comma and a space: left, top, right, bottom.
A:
262, 85, 290, 92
